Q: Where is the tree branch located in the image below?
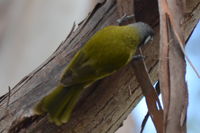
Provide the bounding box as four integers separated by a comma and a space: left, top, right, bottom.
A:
0, 0, 199, 132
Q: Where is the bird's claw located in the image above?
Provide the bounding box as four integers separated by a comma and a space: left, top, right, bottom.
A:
132, 55, 145, 60
117, 14, 135, 25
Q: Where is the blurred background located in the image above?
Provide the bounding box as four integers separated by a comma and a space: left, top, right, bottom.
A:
0, 0, 199, 132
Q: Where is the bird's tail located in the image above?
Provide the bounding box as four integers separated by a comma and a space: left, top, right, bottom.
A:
34, 84, 84, 125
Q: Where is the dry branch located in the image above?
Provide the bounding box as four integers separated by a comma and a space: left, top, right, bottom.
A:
132, 48, 163, 133
0, 0, 199, 132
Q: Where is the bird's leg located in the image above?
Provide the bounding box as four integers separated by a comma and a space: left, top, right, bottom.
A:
132, 54, 145, 61
117, 14, 135, 25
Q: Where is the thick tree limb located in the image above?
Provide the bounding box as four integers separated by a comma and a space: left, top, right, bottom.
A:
0, 0, 199, 132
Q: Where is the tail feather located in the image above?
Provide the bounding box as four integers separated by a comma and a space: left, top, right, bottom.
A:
59, 87, 83, 123
34, 84, 84, 125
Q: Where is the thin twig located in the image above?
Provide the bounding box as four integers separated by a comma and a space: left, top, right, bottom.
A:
6, 86, 11, 108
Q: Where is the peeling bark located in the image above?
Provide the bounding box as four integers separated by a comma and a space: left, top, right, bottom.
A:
158, 0, 199, 133
0, 0, 199, 132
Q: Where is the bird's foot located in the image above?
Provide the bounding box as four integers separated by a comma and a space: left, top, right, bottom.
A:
132, 55, 145, 61
117, 14, 135, 25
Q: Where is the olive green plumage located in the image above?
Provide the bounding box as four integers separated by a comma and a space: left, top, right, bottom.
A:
34, 22, 154, 125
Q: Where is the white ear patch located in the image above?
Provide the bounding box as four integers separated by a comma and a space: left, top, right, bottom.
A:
144, 35, 153, 45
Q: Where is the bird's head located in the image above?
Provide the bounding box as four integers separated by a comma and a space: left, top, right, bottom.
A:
129, 22, 154, 46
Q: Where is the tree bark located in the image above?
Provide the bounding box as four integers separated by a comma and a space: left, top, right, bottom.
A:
158, 0, 194, 132
0, 0, 199, 132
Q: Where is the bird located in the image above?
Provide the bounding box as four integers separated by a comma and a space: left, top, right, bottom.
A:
34, 22, 154, 125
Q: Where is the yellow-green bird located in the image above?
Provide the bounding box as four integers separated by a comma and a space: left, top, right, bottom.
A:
34, 22, 154, 125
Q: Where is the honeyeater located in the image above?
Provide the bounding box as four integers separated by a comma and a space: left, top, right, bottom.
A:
34, 22, 154, 125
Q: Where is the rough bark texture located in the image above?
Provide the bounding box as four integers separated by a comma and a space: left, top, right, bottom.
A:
0, 0, 199, 132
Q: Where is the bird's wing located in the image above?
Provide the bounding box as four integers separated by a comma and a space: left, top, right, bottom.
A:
60, 49, 101, 86
60, 26, 133, 86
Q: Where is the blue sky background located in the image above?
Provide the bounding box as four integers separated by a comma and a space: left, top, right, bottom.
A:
132, 20, 200, 133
